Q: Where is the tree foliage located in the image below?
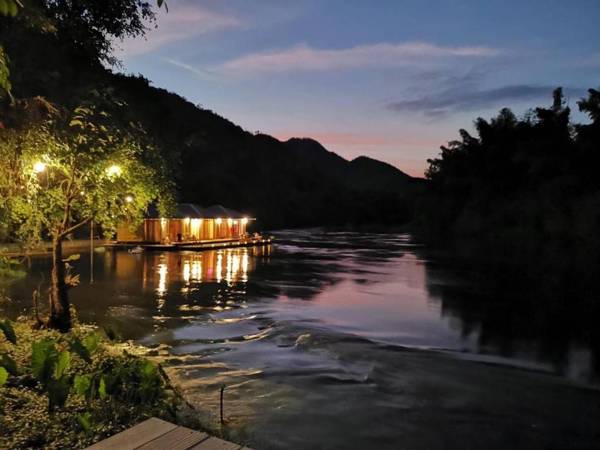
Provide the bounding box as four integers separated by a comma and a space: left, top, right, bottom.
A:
0, 97, 172, 247
0, 0, 22, 96
41, 0, 156, 65
421, 87, 600, 242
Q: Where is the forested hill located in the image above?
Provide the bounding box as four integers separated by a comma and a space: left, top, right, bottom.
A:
108, 75, 418, 228
0, 10, 417, 229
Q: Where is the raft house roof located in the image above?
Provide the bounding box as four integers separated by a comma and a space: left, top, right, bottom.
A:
146, 203, 255, 220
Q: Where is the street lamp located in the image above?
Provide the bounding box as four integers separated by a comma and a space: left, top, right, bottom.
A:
125, 195, 134, 203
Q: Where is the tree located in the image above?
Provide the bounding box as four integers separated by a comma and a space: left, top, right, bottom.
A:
0, 0, 167, 99
420, 87, 600, 241
0, 0, 21, 98
41, 0, 156, 65
0, 97, 173, 331
578, 88, 600, 124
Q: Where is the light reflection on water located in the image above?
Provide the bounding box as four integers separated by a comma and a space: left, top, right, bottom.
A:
2, 230, 600, 450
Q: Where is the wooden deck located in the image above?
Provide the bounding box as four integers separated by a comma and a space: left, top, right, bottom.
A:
85, 418, 251, 450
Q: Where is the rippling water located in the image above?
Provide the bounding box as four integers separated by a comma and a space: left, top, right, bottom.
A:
3, 230, 600, 449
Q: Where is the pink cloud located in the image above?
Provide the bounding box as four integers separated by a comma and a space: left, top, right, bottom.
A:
219, 42, 501, 74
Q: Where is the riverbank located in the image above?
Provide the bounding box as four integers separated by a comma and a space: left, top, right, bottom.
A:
0, 239, 109, 257
0, 317, 225, 449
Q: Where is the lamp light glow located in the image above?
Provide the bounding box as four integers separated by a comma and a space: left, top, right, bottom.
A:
215, 218, 222, 225
241, 217, 249, 225
33, 161, 46, 173
107, 165, 122, 176
125, 195, 134, 203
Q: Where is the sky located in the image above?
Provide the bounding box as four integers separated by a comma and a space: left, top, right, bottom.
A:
115, 0, 600, 177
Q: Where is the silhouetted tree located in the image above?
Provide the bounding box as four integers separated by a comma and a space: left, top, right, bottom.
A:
421, 87, 600, 243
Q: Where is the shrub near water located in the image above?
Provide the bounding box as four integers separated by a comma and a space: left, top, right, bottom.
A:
0, 319, 178, 449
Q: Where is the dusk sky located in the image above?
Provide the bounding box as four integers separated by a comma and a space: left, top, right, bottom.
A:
116, 0, 600, 177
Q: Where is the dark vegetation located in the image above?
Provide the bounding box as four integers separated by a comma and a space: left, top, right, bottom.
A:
0, 318, 183, 449
420, 88, 600, 245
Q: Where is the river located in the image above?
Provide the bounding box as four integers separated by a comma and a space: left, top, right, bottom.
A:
2, 229, 600, 449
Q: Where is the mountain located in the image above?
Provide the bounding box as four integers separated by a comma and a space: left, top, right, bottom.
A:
105, 75, 418, 228
283, 138, 413, 191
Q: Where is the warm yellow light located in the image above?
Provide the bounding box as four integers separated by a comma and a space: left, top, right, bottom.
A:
106, 165, 122, 177
157, 263, 168, 297
183, 261, 190, 283
33, 161, 46, 173
125, 195, 134, 203
241, 217, 249, 225
215, 218, 222, 225
227, 218, 233, 226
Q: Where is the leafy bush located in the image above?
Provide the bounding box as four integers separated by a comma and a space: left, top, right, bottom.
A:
0, 319, 180, 449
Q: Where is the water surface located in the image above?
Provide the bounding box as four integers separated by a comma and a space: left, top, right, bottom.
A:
3, 230, 600, 449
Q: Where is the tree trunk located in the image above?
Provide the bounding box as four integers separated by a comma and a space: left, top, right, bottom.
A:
48, 237, 71, 332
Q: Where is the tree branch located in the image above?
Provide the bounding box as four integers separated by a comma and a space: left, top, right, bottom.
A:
60, 216, 92, 238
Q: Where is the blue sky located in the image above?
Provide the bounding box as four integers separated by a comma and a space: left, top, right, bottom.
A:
116, 0, 600, 176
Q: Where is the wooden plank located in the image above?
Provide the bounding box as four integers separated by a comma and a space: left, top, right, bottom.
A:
136, 426, 209, 450
86, 418, 178, 450
188, 436, 243, 450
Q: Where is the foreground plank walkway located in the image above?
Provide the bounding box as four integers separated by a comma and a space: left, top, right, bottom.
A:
85, 417, 252, 450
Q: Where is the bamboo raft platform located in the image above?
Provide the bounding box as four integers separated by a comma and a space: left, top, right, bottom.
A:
85, 417, 252, 450
106, 236, 273, 252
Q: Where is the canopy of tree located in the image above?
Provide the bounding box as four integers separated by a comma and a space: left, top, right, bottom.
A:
421, 88, 600, 243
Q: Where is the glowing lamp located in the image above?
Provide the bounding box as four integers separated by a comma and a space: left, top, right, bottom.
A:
33, 161, 46, 173
215, 218, 222, 225
106, 165, 122, 176
241, 217, 249, 225
125, 195, 134, 203
227, 218, 233, 226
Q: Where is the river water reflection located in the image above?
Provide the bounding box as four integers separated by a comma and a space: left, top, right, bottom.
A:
3, 230, 600, 449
